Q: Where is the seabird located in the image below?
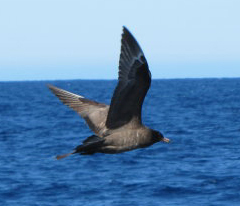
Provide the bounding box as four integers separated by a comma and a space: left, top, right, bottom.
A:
48, 27, 170, 160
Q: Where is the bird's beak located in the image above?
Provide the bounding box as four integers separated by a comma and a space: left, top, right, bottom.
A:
161, 137, 170, 143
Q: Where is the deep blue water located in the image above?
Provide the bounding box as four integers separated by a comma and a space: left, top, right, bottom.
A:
1, 79, 240, 206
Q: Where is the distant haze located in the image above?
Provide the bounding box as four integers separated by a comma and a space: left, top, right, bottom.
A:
0, 0, 240, 81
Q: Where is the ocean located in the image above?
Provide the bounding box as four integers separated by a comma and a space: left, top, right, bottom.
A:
1, 79, 240, 206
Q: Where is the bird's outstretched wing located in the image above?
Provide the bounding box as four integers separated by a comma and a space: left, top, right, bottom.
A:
106, 27, 151, 129
48, 85, 109, 137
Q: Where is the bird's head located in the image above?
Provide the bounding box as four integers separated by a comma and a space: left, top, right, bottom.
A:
152, 130, 170, 143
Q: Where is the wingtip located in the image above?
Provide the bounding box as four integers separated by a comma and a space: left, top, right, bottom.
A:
47, 84, 55, 90
120, 26, 145, 61
47, 84, 59, 94
122, 26, 132, 37
122, 25, 128, 32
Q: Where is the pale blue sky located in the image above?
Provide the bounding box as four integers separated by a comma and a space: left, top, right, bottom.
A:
0, 0, 240, 81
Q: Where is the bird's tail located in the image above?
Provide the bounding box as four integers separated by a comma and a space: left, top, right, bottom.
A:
75, 138, 105, 155
56, 151, 76, 160
55, 138, 104, 160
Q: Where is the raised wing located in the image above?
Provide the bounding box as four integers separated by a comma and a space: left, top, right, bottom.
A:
106, 27, 151, 129
48, 85, 109, 137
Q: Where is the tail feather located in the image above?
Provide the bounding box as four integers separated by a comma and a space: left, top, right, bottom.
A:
76, 139, 105, 155
56, 151, 75, 160
55, 138, 105, 159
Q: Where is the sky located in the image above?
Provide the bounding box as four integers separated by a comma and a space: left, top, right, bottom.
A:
0, 0, 240, 81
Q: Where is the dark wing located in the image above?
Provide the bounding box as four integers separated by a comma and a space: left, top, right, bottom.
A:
106, 27, 151, 129
48, 85, 109, 137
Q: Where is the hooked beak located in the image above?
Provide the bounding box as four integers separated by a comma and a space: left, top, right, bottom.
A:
161, 137, 170, 143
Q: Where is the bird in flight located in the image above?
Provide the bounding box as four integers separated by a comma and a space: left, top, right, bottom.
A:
48, 27, 170, 160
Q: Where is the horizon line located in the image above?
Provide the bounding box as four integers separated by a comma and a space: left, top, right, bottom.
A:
1, 76, 240, 82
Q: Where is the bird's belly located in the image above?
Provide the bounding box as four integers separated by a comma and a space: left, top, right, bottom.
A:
101, 132, 153, 154
99, 144, 139, 154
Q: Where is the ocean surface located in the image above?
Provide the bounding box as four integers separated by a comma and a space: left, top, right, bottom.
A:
1, 79, 240, 206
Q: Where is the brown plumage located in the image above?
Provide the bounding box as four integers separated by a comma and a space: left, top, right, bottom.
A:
48, 27, 170, 160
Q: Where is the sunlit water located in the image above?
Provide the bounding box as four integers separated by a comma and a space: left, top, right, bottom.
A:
1, 79, 240, 206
